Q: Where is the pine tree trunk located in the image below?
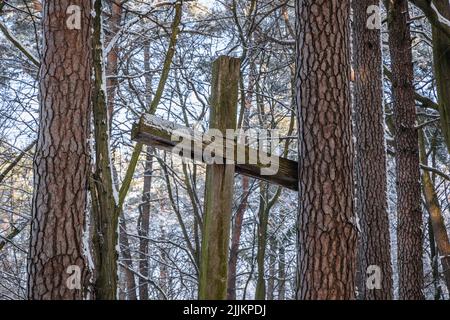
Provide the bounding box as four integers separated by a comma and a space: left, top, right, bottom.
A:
295, 0, 357, 300
386, 0, 424, 300
352, 0, 393, 300
28, 0, 92, 299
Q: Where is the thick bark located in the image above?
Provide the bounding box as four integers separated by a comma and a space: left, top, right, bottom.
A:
352, 0, 393, 300
386, 0, 424, 300
27, 0, 92, 299
295, 0, 357, 299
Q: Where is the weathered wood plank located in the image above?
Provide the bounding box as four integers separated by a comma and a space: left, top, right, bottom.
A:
131, 114, 299, 191
199, 56, 240, 300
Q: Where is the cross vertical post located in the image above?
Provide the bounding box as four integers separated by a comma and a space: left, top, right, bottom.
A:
198, 56, 241, 300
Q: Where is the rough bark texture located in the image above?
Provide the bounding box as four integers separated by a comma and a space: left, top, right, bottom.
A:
91, 0, 120, 300
386, 0, 424, 300
27, 0, 92, 299
198, 56, 240, 300
352, 0, 393, 300
295, 0, 357, 300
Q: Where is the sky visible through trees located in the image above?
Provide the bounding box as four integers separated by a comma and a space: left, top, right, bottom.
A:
0, 0, 449, 302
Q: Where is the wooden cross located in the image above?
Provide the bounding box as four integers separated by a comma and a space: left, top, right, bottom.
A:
131, 56, 298, 299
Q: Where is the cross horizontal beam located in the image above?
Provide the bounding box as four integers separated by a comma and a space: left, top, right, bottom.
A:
131, 114, 299, 191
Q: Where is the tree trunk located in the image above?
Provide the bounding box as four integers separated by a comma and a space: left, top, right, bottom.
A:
227, 61, 253, 299
138, 39, 153, 300
418, 130, 450, 293
255, 183, 269, 300
227, 175, 249, 299
267, 239, 276, 300
106, 1, 122, 126
91, 0, 120, 300
119, 216, 137, 300
28, 0, 92, 299
295, 0, 357, 299
385, 0, 424, 300
138, 147, 153, 300
352, 0, 393, 300
428, 217, 443, 300
278, 244, 286, 300
431, 0, 450, 153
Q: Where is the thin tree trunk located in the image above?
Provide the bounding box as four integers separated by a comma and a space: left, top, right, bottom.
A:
267, 239, 276, 300
28, 0, 92, 299
385, 0, 424, 300
352, 0, 393, 300
255, 183, 269, 300
295, 0, 357, 299
119, 216, 137, 300
227, 175, 249, 300
428, 216, 443, 300
431, 0, 450, 153
106, 1, 122, 126
419, 130, 450, 292
138, 39, 154, 301
138, 147, 153, 300
278, 244, 286, 300
227, 56, 254, 299
91, 0, 120, 300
